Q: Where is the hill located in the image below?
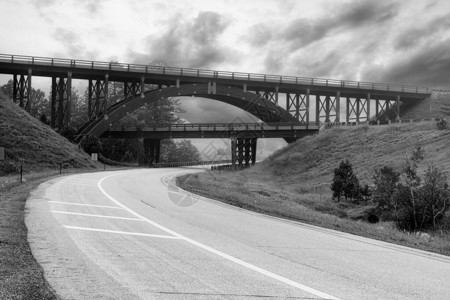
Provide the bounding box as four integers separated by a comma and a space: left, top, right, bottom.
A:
260, 121, 450, 194
0, 91, 97, 175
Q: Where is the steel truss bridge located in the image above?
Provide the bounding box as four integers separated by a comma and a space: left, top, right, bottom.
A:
0, 54, 431, 166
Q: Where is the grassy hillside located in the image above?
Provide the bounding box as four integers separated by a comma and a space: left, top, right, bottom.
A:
0, 91, 97, 175
261, 122, 450, 195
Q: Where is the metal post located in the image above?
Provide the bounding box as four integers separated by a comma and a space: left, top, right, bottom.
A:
367, 93, 371, 123
306, 89, 310, 127
346, 97, 350, 124
26, 68, 32, 112
104, 74, 109, 116
396, 95, 400, 121
336, 91, 340, 123
65, 71, 72, 126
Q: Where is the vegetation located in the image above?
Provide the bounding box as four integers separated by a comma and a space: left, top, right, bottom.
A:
178, 122, 450, 255
0, 80, 202, 165
0, 90, 98, 175
0, 176, 59, 300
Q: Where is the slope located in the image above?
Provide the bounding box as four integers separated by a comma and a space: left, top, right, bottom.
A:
0, 91, 97, 175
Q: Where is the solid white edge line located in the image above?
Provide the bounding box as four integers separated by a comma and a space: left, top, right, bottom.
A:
52, 211, 144, 221
48, 201, 123, 209
97, 172, 341, 300
64, 225, 181, 239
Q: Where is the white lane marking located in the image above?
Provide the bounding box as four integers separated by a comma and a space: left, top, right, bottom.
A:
48, 201, 123, 209
52, 211, 144, 221
64, 226, 181, 239
98, 173, 341, 300
57, 182, 96, 187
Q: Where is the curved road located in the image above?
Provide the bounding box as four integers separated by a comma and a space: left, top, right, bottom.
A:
26, 168, 450, 299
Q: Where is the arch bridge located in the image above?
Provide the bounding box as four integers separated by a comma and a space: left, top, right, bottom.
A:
0, 54, 431, 166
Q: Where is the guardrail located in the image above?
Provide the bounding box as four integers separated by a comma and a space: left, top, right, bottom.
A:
108, 122, 319, 132
153, 160, 231, 168
0, 54, 431, 94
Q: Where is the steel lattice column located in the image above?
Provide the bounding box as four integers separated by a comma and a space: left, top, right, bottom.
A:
375, 96, 400, 123
124, 76, 146, 100
286, 89, 310, 125
51, 72, 72, 130
143, 138, 161, 166
346, 97, 368, 123
231, 137, 257, 168
13, 69, 32, 112
316, 92, 340, 124
88, 74, 109, 119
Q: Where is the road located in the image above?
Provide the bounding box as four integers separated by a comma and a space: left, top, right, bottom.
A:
26, 168, 450, 299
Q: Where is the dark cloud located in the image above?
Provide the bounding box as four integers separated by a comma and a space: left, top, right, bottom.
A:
394, 13, 450, 50
53, 28, 85, 57
364, 39, 450, 88
129, 11, 234, 69
275, 0, 398, 52
338, 0, 399, 28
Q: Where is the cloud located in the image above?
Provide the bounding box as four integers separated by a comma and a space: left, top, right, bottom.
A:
128, 11, 236, 69
363, 38, 450, 87
394, 13, 450, 51
53, 28, 85, 57
337, 0, 399, 28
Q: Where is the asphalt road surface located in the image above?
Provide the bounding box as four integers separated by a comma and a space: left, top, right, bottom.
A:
26, 168, 450, 299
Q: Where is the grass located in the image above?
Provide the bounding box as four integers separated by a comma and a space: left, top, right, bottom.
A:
178, 122, 450, 256
0, 175, 61, 300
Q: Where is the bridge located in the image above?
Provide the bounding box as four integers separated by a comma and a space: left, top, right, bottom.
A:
0, 54, 431, 166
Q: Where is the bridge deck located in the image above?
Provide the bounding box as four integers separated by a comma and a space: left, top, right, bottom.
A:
102, 122, 319, 139
0, 54, 430, 99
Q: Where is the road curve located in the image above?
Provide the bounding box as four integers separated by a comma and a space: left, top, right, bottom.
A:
26, 168, 450, 299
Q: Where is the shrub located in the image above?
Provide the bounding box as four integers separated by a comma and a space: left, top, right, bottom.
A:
436, 118, 447, 130
79, 134, 102, 155
372, 146, 450, 231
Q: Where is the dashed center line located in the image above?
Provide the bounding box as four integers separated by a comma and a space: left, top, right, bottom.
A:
48, 201, 123, 209
52, 211, 144, 221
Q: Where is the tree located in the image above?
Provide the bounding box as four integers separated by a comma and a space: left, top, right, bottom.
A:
372, 166, 401, 213
371, 145, 450, 231
161, 139, 201, 163
331, 160, 361, 202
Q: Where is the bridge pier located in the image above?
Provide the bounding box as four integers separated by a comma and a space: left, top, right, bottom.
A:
231, 137, 257, 168
316, 92, 340, 124
13, 69, 32, 112
88, 75, 109, 119
286, 89, 310, 125
346, 96, 369, 123
143, 138, 161, 166
51, 71, 72, 130
375, 97, 400, 123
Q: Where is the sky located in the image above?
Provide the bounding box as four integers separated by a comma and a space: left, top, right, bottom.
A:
1, 0, 450, 125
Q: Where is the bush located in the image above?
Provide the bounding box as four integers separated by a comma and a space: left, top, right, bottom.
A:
436, 118, 447, 130
79, 135, 102, 155
372, 146, 450, 231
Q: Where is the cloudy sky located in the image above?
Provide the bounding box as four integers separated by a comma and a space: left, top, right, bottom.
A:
1, 0, 450, 89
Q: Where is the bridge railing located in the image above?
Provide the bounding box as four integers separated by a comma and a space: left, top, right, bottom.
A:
108, 122, 320, 131
0, 54, 430, 94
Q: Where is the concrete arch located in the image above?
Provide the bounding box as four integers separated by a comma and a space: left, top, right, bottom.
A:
77, 83, 299, 139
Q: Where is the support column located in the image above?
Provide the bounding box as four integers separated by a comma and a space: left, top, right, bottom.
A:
336, 91, 340, 123
367, 93, 371, 123
51, 73, 72, 130
88, 76, 108, 119
395, 95, 400, 121
306, 89, 310, 126
13, 69, 32, 112
143, 138, 161, 166
231, 136, 237, 169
